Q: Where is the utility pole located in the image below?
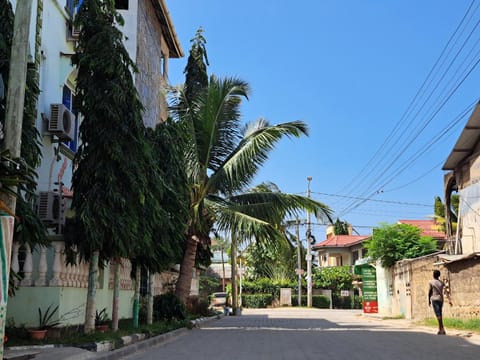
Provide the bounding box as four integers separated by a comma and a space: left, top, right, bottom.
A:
306, 176, 313, 307
1, 1, 34, 358
3, 0, 32, 211
295, 218, 302, 306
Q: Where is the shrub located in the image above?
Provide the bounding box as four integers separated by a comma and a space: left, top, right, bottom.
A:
292, 295, 307, 306
186, 296, 212, 317
241, 294, 273, 308
312, 295, 330, 308
153, 293, 186, 321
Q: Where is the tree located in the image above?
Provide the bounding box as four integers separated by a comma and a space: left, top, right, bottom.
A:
183, 27, 209, 105
70, 0, 153, 333
364, 223, 437, 268
333, 218, 349, 235
171, 75, 332, 304
434, 195, 458, 234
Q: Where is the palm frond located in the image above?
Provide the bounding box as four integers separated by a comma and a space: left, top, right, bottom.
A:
210, 119, 309, 194
229, 191, 333, 225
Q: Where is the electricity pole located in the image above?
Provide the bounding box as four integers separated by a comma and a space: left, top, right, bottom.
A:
295, 218, 302, 306
1, 1, 34, 357
306, 176, 313, 307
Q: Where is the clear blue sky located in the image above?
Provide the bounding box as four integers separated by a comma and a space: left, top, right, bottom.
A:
166, 1, 480, 238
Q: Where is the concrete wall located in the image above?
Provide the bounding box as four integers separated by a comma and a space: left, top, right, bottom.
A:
136, 0, 170, 128
378, 253, 480, 320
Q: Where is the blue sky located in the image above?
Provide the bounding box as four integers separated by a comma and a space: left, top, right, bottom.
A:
166, 1, 480, 238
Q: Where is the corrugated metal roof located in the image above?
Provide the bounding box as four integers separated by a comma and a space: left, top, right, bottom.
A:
443, 102, 480, 170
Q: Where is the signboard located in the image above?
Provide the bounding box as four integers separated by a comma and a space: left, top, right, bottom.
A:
361, 266, 378, 313
280, 288, 292, 306
295, 268, 305, 275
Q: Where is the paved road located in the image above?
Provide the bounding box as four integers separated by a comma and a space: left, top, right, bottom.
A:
121, 308, 479, 360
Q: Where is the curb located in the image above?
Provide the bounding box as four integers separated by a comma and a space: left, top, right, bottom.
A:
4, 315, 221, 360
95, 315, 220, 359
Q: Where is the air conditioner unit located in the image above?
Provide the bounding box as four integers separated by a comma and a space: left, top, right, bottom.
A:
49, 103, 75, 141
71, 25, 81, 39
37, 191, 65, 225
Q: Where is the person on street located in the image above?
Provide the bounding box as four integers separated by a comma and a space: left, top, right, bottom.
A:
428, 269, 452, 335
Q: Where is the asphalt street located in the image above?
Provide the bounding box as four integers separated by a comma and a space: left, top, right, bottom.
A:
119, 308, 479, 360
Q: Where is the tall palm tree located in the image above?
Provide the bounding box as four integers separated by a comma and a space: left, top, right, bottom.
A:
172, 76, 332, 302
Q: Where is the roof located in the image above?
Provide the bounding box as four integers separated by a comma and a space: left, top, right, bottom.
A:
398, 220, 447, 239
435, 252, 480, 264
443, 101, 480, 170
152, 0, 184, 58
313, 235, 370, 250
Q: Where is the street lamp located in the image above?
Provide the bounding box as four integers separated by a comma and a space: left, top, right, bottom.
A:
306, 176, 313, 307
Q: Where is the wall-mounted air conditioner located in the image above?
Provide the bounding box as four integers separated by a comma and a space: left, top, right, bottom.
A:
37, 191, 65, 225
71, 24, 81, 39
49, 103, 75, 141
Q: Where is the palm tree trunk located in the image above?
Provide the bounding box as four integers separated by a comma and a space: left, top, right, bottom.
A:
175, 235, 198, 303
230, 232, 238, 314
133, 265, 141, 328
84, 250, 99, 334
111, 259, 120, 331
147, 271, 154, 325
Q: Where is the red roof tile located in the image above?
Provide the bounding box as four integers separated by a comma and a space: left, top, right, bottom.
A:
398, 219, 446, 239
313, 235, 370, 249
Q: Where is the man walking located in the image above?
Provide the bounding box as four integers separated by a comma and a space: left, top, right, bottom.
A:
428, 270, 452, 335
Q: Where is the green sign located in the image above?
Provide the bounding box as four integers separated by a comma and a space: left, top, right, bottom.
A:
361, 266, 378, 313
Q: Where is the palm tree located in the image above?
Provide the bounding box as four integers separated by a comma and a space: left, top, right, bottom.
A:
171, 76, 332, 303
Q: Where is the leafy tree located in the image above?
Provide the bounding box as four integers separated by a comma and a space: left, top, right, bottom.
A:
434, 195, 458, 234
183, 27, 209, 105
333, 218, 349, 235
434, 196, 445, 218
364, 223, 437, 268
312, 266, 354, 292
70, 0, 154, 333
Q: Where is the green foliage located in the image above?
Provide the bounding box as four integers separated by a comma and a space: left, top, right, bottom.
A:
199, 274, 221, 298
184, 27, 209, 104
95, 308, 109, 326
37, 304, 60, 330
312, 266, 354, 291
333, 218, 349, 235
364, 223, 437, 267
312, 295, 330, 308
69, 0, 157, 264
185, 296, 213, 317
0, 0, 46, 249
242, 278, 294, 297
291, 295, 330, 308
434, 196, 445, 218
245, 238, 297, 281
153, 293, 186, 321
241, 294, 273, 308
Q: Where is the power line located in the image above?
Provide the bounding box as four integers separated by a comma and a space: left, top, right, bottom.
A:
335, 1, 478, 199
311, 191, 431, 207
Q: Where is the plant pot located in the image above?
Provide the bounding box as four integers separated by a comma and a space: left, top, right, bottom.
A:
95, 324, 109, 333
28, 329, 47, 340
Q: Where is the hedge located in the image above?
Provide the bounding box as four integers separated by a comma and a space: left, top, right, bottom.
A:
241, 294, 274, 308
291, 295, 330, 308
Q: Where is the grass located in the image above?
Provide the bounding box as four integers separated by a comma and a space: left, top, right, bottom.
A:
422, 318, 480, 333
4, 318, 192, 348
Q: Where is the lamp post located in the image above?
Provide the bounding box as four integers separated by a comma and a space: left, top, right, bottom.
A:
306, 176, 313, 307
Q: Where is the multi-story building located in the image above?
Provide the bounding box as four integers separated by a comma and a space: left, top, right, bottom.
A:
6, 0, 185, 327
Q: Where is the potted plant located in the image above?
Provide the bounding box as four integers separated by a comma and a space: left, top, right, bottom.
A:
95, 308, 110, 332
28, 304, 61, 340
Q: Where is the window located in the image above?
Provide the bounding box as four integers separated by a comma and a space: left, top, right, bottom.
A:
115, 0, 129, 10
62, 85, 78, 152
